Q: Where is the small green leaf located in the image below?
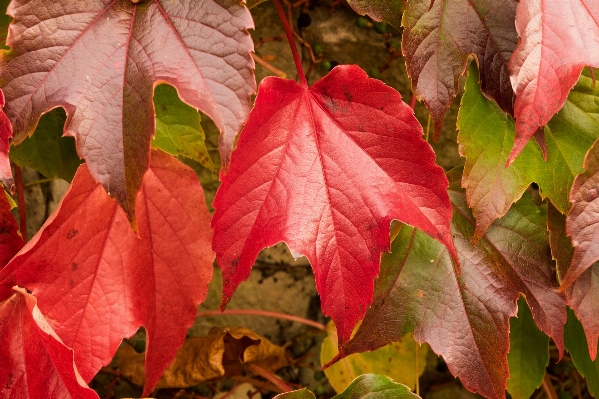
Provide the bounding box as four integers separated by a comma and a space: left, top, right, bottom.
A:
507, 296, 550, 399
458, 64, 599, 239
274, 388, 316, 399
333, 374, 420, 399
9, 109, 81, 182
565, 308, 599, 397
321, 321, 427, 393
152, 84, 216, 173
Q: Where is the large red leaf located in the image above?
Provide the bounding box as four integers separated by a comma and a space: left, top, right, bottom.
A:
0, 0, 255, 218
0, 150, 214, 395
212, 65, 456, 345
331, 168, 566, 399
562, 140, 599, 288
0, 287, 98, 399
548, 203, 599, 360
508, 0, 599, 164
0, 189, 22, 268
0, 89, 12, 189
402, 0, 518, 139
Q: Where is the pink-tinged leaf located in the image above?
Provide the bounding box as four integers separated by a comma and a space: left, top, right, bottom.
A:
0, 190, 22, 268
562, 140, 599, 288
0, 150, 214, 395
212, 65, 456, 345
0, 89, 12, 190
0, 287, 98, 399
331, 168, 566, 399
0, 0, 255, 219
402, 0, 518, 139
548, 203, 599, 360
508, 0, 599, 164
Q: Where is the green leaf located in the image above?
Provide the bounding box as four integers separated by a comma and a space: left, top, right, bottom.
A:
333, 374, 420, 399
274, 389, 316, 399
321, 321, 427, 393
458, 64, 599, 239
565, 308, 599, 397
152, 84, 216, 173
9, 109, 81, 182
507, 296, 549, 399
4, 189, 15, 209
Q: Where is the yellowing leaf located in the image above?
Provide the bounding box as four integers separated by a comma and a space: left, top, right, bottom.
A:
320, 321, 427, 393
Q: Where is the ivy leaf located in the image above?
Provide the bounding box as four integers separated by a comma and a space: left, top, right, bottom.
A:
507, 297, 550, 399
152, 84, 217, 174
9, 109, 81, 182
0, 0, 255, 219
332, 374, 420, 399
0, 288, 98, 399
564, 308, 599, 397
345, 0, 403, 30
563, 139, 599, 288
0, 150, 214, 395
0, 187, 22, 268
274, 389, 316, 399
402, 0, 518, 139
458, 65, 599, 239
320, 321, 427, 393
507, 0, 599, 164
0, 89, 12, 189
332, 168, 566, 399
548, 202, 599, 360
212, 65, 456, 345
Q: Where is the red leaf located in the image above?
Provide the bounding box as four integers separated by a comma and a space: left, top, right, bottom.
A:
331, 168, 566, 399
0, 287, 98, 399
212, 65, 456, 345
508, 0, 599, 164
402, 0, 518, 139
0, 0, 255, 218
0, 190, 22, 268
0, 89, 13, 190
0, 150, 214, 395
562, 140, 599, 288
548, 203, 599, 360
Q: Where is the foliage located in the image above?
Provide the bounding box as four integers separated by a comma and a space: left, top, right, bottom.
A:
0, 0, 598, 398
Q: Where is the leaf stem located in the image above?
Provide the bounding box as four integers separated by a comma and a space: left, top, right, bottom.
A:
252, 53, 287, 79
272, 0, 308, 88
244, 363, 294, 393
13, 164, 27, 242
196, 309, 326, 331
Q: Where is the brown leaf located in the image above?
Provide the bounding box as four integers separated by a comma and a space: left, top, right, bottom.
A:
116, 326, 289, 390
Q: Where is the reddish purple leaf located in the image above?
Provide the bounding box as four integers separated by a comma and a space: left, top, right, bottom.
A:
212, 65, 456, 345
562, 140, 599, 288
0, 150, 214, 394
0, 0, 255, 218
0, 287, 98, 399
548, 202, 599, 361
402, 0, 518, 139
0, 189, 22, 268
508, 0, 599, 164
331, 168, 566, 399
0, 89, 13, 190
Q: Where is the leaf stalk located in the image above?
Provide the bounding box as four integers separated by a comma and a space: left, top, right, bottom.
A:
272, 0, 308, 88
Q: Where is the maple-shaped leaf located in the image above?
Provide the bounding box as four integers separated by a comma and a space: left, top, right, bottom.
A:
0, 287, 98, 399
331, 168, 566, 399
0, 0, 255, 219
0, 187, 22, 268
345, 0, 403, 30
0, 150, 214, 395
562, 139, 599, 289
0, 89, 12, 189
548, 202, 599, 360
507, 0, 599, 164
212, 65, 456, 345
402, 0, 518, 139
458, 65, 599, 240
